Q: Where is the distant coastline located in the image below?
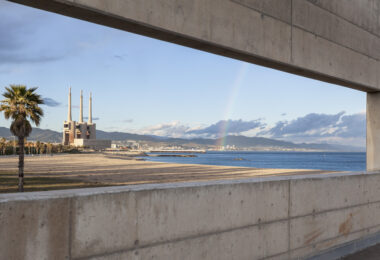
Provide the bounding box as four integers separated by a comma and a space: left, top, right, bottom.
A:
143, 151, 366, 172
0, 126, 365, 153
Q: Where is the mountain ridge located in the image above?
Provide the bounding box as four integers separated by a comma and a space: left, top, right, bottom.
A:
0, 126, 364, 152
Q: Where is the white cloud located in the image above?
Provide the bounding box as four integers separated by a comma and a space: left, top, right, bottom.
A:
260, 112, 365, 147
140, 121, 191, 138
120, 112, 366, 147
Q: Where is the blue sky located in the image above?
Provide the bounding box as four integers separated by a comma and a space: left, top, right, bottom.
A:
0, 0, 366, 146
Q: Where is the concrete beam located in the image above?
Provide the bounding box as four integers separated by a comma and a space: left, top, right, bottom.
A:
309, 0, 380, 38
293, 0, 380, 60
367, 92, 380, 171
8, 0, 380, 92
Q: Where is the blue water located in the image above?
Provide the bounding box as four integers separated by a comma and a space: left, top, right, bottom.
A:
145, 151, 366, 171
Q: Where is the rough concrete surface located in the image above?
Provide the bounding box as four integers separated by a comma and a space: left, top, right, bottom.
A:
0, 198, 71, 260
367, 92, 380, 171
1, 170, 380, 259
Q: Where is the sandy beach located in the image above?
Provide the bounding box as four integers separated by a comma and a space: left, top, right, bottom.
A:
0, 153, 336, 192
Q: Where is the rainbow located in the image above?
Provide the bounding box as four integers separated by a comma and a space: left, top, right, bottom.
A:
217, 62, 250, 147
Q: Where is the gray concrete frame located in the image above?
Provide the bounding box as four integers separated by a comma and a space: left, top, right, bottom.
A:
4, 0, 380, 259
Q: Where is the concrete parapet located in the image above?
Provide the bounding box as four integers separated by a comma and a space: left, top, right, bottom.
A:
71, 192, 137, 258
1, 172, 380, 259
0, 197, 71, 260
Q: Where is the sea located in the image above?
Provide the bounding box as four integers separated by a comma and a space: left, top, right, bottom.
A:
145, 151, 366, 172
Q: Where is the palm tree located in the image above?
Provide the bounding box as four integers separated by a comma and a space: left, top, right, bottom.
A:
0, 85, 44, 192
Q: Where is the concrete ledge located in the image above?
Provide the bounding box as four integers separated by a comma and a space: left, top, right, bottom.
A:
1, 171, 380, 259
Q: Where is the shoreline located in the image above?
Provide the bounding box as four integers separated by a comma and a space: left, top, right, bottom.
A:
0, 153, 336, 193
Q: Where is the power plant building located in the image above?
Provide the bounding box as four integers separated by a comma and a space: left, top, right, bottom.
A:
63, 88, 111, 149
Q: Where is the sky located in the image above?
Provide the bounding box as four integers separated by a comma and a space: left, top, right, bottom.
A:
0, 0, 366, 147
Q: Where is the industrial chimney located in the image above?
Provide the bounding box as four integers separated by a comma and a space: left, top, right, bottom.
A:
79, 90, 83, 123
67, 87, 72, 122
88, 92, 92, 124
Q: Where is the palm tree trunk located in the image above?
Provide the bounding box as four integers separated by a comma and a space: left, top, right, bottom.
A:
18, 136, 24, 192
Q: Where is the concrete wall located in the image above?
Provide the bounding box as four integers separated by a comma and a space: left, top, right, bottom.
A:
2, 172, 380, 260
367, 93, 380, 171
9, 0, 380, 92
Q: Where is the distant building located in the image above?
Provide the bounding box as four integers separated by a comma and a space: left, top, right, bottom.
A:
63, 88, 111, 149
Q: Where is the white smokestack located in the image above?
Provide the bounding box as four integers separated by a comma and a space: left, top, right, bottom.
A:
89, 92, 92, 124
67, 87, 72, 121
79, 90, 83, 123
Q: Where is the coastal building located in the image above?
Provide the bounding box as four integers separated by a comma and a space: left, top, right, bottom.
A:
63, 88, 111, 149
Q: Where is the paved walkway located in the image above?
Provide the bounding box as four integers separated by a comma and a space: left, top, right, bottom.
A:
342, 244, 380, 259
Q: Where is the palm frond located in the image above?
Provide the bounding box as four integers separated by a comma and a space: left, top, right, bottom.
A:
0, 85, 44, 137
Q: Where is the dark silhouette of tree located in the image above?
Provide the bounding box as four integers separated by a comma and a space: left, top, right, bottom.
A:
0, 85, 44, 191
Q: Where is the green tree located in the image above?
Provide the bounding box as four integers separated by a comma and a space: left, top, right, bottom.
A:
57, 144, 63, 153
0, 85, 44, 192
0, 137, 5, 155
36, 141, 41, 154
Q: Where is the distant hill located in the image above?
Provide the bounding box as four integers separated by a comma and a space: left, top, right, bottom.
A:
216, 135, 297, 148
214, 135, 362, 151
0, 127, 62, 143
96, 130, 159, 142
0, 126, 364, 152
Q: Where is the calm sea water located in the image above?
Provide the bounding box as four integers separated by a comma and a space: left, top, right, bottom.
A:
145, 151, 366, 171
